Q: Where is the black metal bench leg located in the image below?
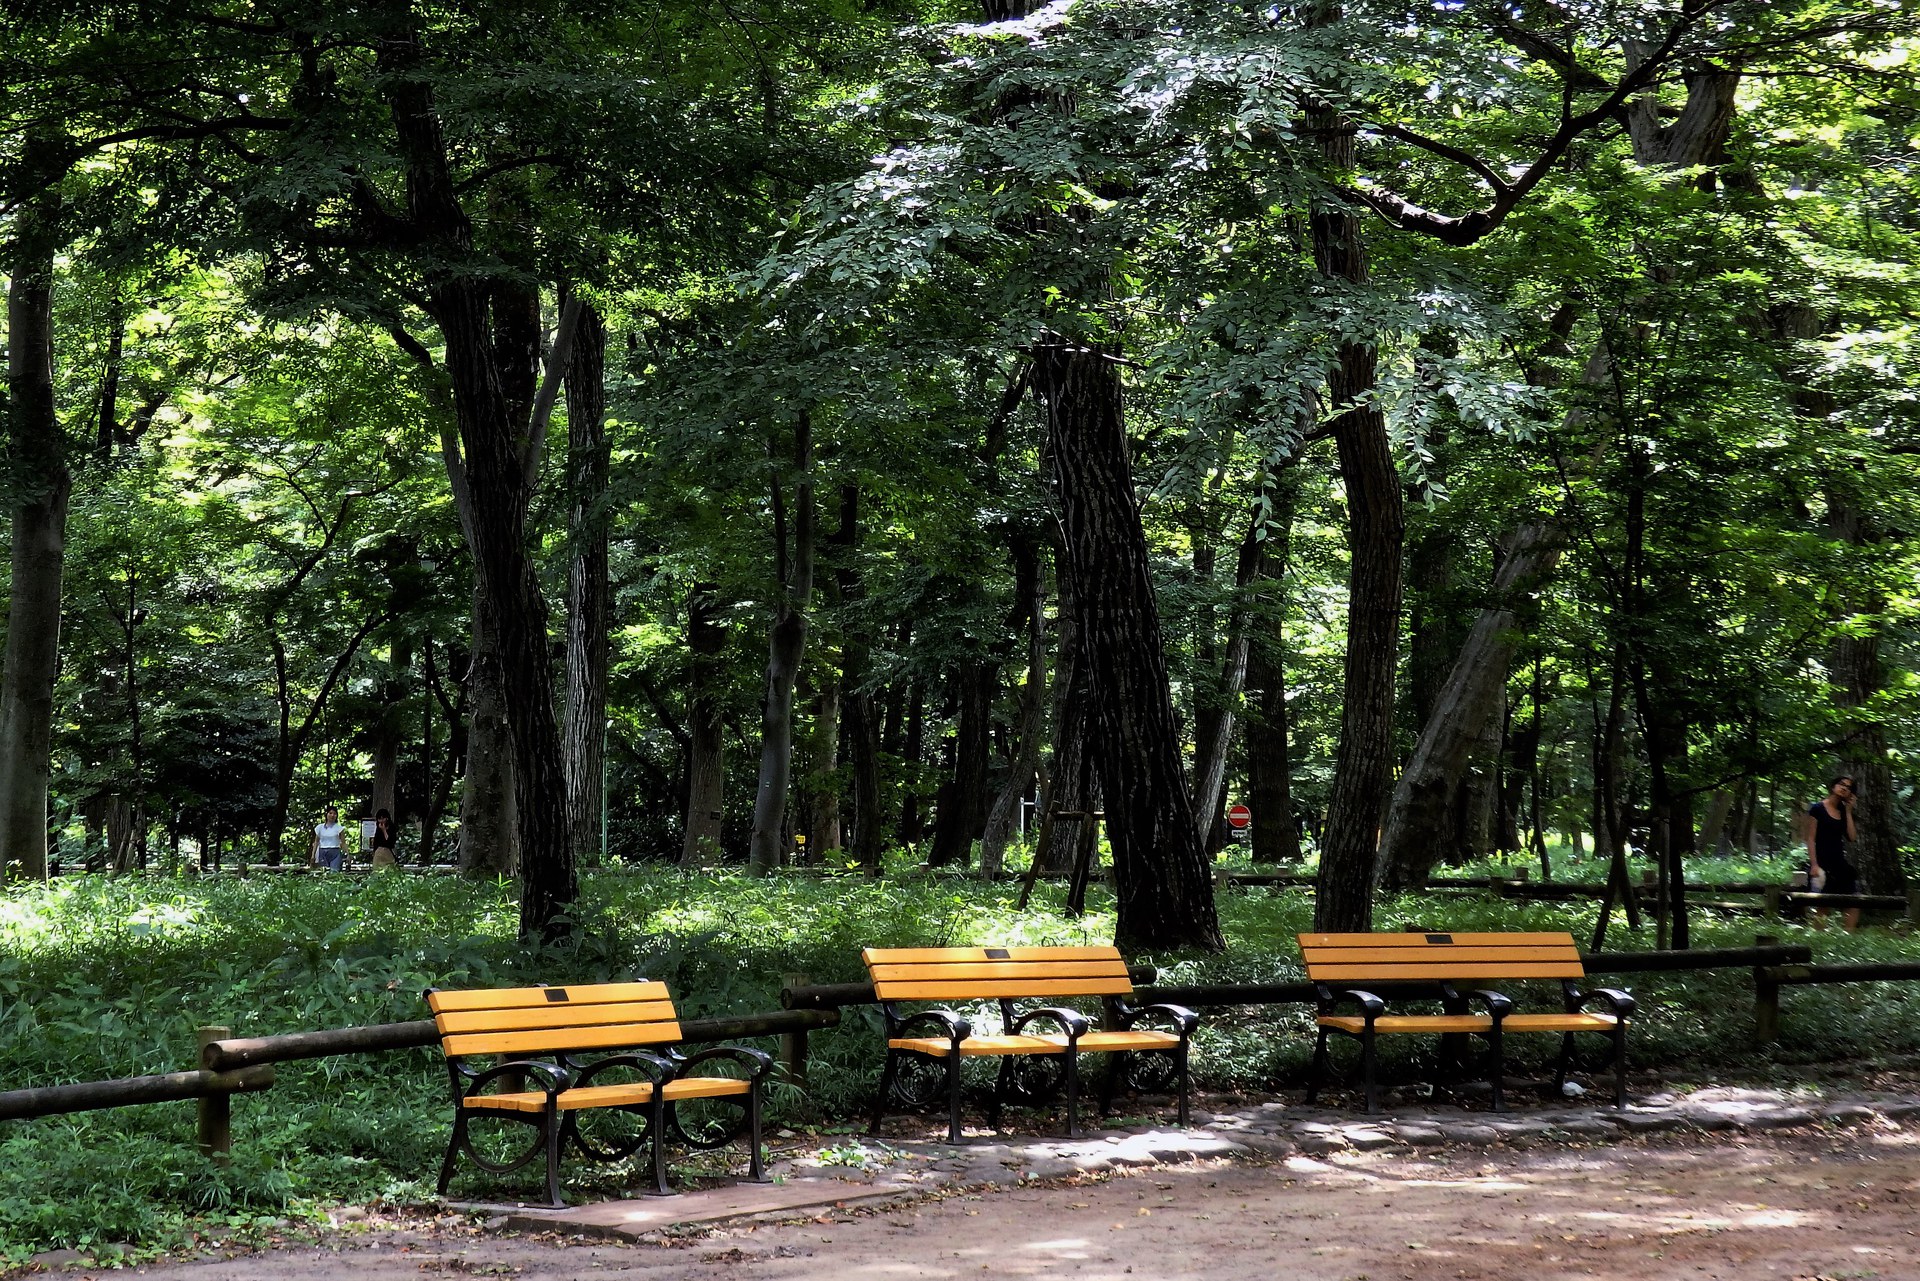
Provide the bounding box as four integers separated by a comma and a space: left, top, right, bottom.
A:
1612, 1029, 1629, 1107
1487, 1027, 1507, 1113
1362, 1029, 1379, 1115
869, 1051, 899, 1138
1553, 1033, 1574, 1094
747, 1082, 767, 1181
647, 1095, 672, 1196
1098, 1052, 1124, 1120
1305, 1029, 1330, 1105
543, 1110, 565, 1208
1174, 1043, 1191, 1126
989, 1058, 1012, 1132
1063, 1052, 1080, 1138
437, 1110, 467, 1195
946, 1052, 964, 1144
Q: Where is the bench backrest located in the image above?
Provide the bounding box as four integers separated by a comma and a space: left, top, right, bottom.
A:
1298, 932, 1586, 986
863, 946, 1135, 1003
427, 981, 680, 1059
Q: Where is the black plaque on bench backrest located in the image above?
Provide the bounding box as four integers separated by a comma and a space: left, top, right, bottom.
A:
985, 948, 1011, 959
1425, 934, 1453, 945
546, 988, 571, 1001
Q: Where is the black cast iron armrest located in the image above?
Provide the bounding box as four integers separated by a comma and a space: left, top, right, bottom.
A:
1114, 1001, 1200, 1038
1317, 986, 1387, 1021
889, 1007, 974, 1047
462, 1058, 570, 1103
567, 1051, 676, 1093
1467, 990, 1515, 1020
1573, 987, 1636, 1017
1011, 1007, 1091, 1041
670, 1044, 775, 1083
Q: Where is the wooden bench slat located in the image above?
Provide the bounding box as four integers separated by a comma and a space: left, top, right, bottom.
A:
1317, 1014, 1494, 1034
442, 1019, 684, 1059
1306, 962, 1588, 981
428, 982, 670, 1013
1302, 946, 1579, 965
434, 1000, 680, 1036
864, 946, 1122, 963
868, 961, 1129, 982
874, 977, 1137, 1000
1299, 932, 1576, 948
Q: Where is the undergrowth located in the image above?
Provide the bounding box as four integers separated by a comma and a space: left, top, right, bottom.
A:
0, 864, 1915, 1263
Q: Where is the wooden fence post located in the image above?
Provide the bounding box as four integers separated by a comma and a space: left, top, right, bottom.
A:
196, 1026, 232, 1164
1907, 888, 1920, 928
1763, 885, 1782, 920
1751, 936, 1779, 1047
779, 974, 810, 1085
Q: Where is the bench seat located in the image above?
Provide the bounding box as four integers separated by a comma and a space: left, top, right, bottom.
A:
461, 1076, 754, 1113
865, 945, 1197, 1142
428, 981, 769, 1205
1299, 931, 1635, 1113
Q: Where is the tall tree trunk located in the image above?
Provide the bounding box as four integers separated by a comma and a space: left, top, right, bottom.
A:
369, 636, 410, 821
563, 302, 610, 870
929, 662, 993, 867
458, 592, 519, 875
680, 583, 728, 865
0, 158, 68, 883
980, 541, 1047, 879
1308, 50, 1405, 931
801, 671, 843, 859
831, 487, 885, 873
748, 414, 815, 874
1190, 514, 1261, 846
1036, 558, 1095, 874
1377, 65, 1740, 890
1033, 339, 1222, 951
384, 37, 573, 939
1246, 479, 1301, 866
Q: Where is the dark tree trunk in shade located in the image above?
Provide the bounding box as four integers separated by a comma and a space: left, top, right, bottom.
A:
680, 583, 729, 865
748, 414, 815, 874
929, 662, 993, 867
418, 636, 464, 866
1308, 77, 1405, 933
379, 42, 572, 937
1033, 339, 1222, 951
1190, 513, 1261, 847
1246, 480, 1300, 866
459, 592, 518, 875
801, 672, 842, 859
563, 303, 610, 869
896, 677, 927, 847
1036, 559, 1096, 874
0, 165, 67, 883
981, 538, 1047, 879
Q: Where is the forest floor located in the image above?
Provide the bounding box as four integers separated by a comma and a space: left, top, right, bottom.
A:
71, 1125, 1920, 1281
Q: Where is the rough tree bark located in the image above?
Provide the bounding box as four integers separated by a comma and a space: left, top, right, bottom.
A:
1189, 514, 1261, 846
1034, 339, 1222, 951
458, 596, 519, 875
0, 163, 69, 882
929, 662, 993, 868
831, 487, 885, 873
980, 539, 1047, 879
748, 413, 815, 874
563, 302, 609, 869
1308, 61, 1405, 932
1035, 554, 1095, 874
383, 45, 576, 937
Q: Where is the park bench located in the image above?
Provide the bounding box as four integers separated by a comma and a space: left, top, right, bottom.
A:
426, 981, 769, 1206
863, 945, 1197, 1143
1298, 931, 1635, 1114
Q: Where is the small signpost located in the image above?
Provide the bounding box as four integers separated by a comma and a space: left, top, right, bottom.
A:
1227, 804, 1252, 831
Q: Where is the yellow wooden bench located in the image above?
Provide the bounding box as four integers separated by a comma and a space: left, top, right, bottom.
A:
863, 945, 1197, 1142
427, 981, 768, 1205
1297, 932, 1635, 1113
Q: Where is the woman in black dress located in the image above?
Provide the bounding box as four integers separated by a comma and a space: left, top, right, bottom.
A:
1806, 776, 1861, 931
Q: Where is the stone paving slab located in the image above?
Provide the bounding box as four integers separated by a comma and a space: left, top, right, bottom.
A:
478, 1082, 1920, 1240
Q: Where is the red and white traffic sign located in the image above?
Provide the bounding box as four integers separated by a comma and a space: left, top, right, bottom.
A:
1226, 804, 1252, 831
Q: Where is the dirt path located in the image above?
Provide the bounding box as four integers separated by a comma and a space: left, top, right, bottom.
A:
111, 1129, 1920, 1281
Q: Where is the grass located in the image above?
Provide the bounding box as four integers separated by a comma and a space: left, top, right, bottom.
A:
0, 858, 1916, 1263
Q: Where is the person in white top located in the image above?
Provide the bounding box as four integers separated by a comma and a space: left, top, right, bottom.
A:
311, 806, 348, 871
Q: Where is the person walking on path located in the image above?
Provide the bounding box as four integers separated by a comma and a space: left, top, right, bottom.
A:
368, 809, 400, 871
311, 806, 348, 872
1806, 776, 1861, 931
